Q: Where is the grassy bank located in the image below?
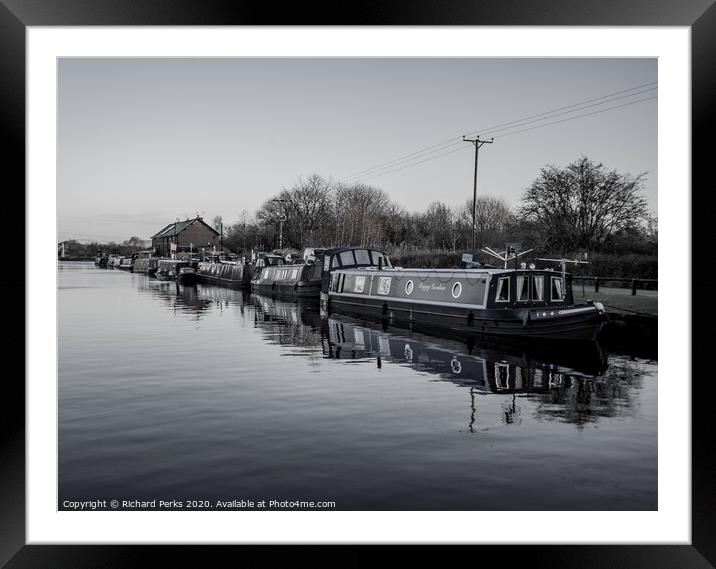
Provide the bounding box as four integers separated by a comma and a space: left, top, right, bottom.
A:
573, 289, 658, 317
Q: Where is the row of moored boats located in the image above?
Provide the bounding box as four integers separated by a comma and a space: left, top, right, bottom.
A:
94, 246, 608, 343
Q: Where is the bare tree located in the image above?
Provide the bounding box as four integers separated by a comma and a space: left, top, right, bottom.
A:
519, 156, 648, 251
458, 196, 514, 247
334, 183, 391, 247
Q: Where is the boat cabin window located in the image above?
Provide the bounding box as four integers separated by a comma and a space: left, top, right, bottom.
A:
371, 251, 391, 268
354, 249, 371, 265
550, 276, 564, 301
516, 276, 529, 302
496, 276, 510, 302
531, 276, 544, 301
339, 250, 356, 267
331, 255, 340, 269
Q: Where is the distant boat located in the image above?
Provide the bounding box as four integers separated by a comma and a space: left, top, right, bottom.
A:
320, 246, 607, 343
116, 257, 135, 271
250, 248, 329, 298
106, 255, 123, 269
177, 266, 198, 286
196, 260, 254, 288
155, 259, 192, 281
133, 257, 159, 276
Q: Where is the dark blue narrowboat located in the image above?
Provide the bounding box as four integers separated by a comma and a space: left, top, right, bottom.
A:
320, 247, 607, 343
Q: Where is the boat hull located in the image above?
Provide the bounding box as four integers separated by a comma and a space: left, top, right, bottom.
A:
250, 262, 324, 298
177, 270, 198, 286
196, 262, 253, 288
322, 293, 607, 343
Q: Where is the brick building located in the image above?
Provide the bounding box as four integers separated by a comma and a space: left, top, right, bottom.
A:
151, 217, 221, 257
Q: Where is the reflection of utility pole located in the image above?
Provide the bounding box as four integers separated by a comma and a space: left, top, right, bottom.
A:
469, 387, 476, 433
462, 136, 494, 257
271, 199, 287, 250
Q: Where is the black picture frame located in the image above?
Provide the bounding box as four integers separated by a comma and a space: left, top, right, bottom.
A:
4, 1, 709, 567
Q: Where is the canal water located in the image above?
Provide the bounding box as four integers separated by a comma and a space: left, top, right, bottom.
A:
58, 262, 657, 511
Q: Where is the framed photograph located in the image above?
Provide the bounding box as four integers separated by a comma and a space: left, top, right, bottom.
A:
5, 1, 709, 567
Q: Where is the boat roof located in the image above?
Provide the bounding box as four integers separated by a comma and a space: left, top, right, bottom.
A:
345, 266, 565, 276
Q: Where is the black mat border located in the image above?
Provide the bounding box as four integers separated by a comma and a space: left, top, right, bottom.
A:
3, 2, 709, 567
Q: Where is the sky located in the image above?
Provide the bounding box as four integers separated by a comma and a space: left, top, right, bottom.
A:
57, 58, 657, 243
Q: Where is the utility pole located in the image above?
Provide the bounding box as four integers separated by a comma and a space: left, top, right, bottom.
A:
271, 198, 287, 250
462, 135, 494, 257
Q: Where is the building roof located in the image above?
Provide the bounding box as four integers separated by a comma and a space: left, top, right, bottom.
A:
151, 217, 220, 239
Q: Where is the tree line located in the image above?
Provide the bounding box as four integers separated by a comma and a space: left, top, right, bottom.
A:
61, 157, 657, 271
221, 157, 656, 260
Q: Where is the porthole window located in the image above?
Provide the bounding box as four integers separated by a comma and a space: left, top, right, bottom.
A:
452, 282, 462, 298
405, 280, 414, 295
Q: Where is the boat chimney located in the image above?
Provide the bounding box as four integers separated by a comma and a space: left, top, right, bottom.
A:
378, 257, 383, 271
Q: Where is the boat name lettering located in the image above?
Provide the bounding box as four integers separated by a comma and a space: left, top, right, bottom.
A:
417, 283, 447, 292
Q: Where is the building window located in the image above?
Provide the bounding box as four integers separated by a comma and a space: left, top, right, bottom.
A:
551, 277, 564, 301
496, 276, 510, 302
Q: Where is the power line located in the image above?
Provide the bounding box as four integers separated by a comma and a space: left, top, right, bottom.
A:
358, 145, 471, 183
340, 80, 657, 182
479, 86, 656, 138
353, 94, 657, 182
489, 95, 658, 139
463, 81, 657, 139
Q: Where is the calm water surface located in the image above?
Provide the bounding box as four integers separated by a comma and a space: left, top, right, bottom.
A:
58, 261, 657, 510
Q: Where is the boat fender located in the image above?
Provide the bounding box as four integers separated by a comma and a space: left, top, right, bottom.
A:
522, 310, 530, 328
467, 312, 474, 326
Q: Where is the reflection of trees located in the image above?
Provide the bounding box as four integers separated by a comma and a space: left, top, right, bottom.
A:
529, 356, 648, 428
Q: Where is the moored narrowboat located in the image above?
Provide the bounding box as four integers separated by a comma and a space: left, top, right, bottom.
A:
177, 266, 198, 286
251, 247, 386, 298
251, 256, 323, 297
117, 256, 135, 271
320, 247, 607, 343
133, 257, 159, 276
196, 260, 254, 288
155, 259, 192, 281
106, 255, 123, 269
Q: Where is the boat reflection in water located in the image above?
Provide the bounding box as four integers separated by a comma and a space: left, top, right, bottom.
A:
136, 278, 250, 318
251, 293, 648, 431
